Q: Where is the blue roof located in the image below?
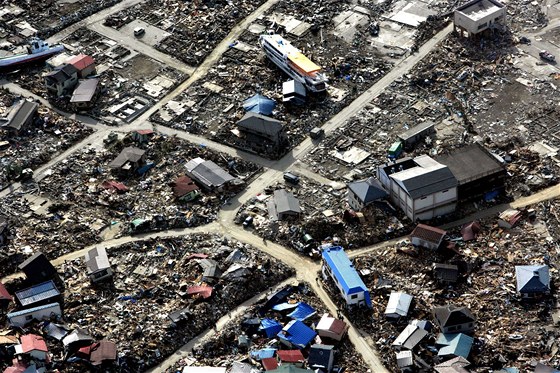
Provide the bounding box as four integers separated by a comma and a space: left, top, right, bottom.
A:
277, 320, 316, 349
436, 333, 473, 358
288, 302, 316, 321
322, 246, 371, 306
250, 348, 276, 360
259, 318, 283, 338
7, 302, 61, 318
243, 94, 276, 116
15, 280, 60, 306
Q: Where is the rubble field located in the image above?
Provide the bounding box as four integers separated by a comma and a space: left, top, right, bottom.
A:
0, 0, 121, 38
235, 177, 412, 256
10, 28, 185, 124
304, 31, 560, 199
150, 0, 392, 158
341, 199, 560, 372
0, 131, 261, 277
168, 282, 368, 372
104, 0, 269, 67
0, 91, 94, 190
1, 234, 295, 372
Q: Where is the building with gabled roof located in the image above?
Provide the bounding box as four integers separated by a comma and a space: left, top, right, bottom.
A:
410, 224, 447, 250
108, 146, 146, 173
321, 246, 371, 309
378, 155, 457, 221
268, 189, 301, 221
436, 333, 474, 359
515, 265, 550, 298
315, 313, 348, 341
347, 177, 388, 211
67, 54, 96, 78
84, 247, 112, 283
0, 100, 38, 135
185, 157, 237, 191
385, 292, 413, 319
15, 334, 48, 361
433, 305, 476, 334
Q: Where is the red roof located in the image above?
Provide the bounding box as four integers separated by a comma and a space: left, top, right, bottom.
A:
0, 282, 12, 301
68, 54, 95, 71
89, 340, 117, 365
3, 362, 27, 373
172, 175, 200, 198
187, 253, 208, 260
135, 129, 154, 135
20, 334, 48, 353
261, 357, 278, 371
100, 180, 128, 193
187, 285, 213, 299
411, 224, 446, 245
277, 349, 304, 363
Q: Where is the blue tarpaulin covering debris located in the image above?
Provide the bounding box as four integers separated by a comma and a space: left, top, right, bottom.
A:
277, 320, 316, 349
250, 348, 277, 361
243, 94, 276, 116
287, 302, 316, 321
259, 318, 283, 338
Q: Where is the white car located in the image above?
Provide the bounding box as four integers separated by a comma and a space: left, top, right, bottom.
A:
134, 27, 145, 37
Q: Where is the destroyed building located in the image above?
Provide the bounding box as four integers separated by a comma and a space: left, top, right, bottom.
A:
378, 155, 458, 221
185, 157, 237, 192
454, 0, 507, 38
436, 142, 506, 201
108, 146, 146, 173
236, 112, 288, 158
321, 246, 371, 309
84, 247, 112, 283
0, 100, 38, 136
44, 64, 78, 97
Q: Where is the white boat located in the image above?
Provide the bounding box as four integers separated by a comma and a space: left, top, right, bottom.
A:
0, 38, 64, 68
259, 34, 327, 93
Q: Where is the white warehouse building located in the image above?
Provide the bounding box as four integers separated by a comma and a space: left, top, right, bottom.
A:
454, 0, 506, 37
377, 155, 458, 221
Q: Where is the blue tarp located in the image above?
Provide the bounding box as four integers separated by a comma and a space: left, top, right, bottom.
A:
277, 320, 316, 349
272, 302, 299, 311
259, 318, 283, 338
243, 94, 276, 116
250, 348, 276, 361
288, 302, 316, 321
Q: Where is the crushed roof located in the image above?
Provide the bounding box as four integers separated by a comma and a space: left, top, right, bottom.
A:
411, 224, 447, 245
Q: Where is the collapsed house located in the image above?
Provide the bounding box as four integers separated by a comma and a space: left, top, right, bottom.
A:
321, 246, 372, 309
185, 157, 237, 192
236, 112, 288, 158
0, 100, 38, 136
108, 147, 146, 173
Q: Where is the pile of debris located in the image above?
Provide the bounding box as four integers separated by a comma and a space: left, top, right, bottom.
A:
0, 92, 94, 190
104, 0, 269, 66
346, 203, 559, 371
170, 282, 368, 372
0, 234, 294, 372
235, 178, 410, 255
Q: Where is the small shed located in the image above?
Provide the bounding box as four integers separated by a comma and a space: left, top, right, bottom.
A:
84, 247, 112, 283
315, 313, 348, 341
436, 333, 474, 359
15, 334, 48, 361
396, 350, 414, 372
385, 292, 413, 319
398, 121, 436, 149
410, 224, 446, 250
308, 344, 335, 371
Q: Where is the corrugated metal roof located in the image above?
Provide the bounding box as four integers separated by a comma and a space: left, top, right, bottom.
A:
15, 280, 60, 306
7, 302, 60, 318
321, 246, 371, 306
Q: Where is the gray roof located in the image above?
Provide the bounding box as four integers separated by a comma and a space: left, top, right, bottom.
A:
398, 121, 435, 142
70, 78, 99, 103
5, 100, 38, 131
390, 156, 457, 199
44, 64, 77, 84
515, 265, 550, 293
84, 247, 110, 273
274, 189, 301, 214
308, 344, 334, 368
393, 320, 429, 349
436, 143, 505, 185
186, 158, 235, 188
396, 350, 414, 368
347, 177, 388, 204
109, 147, 145, 169
7, 302, 61, 318
15, 280, 60, 307
237, 112, 285, 137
